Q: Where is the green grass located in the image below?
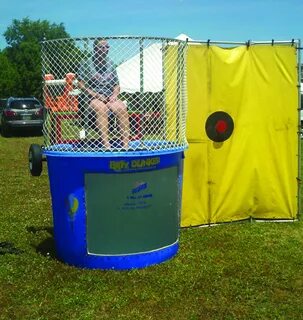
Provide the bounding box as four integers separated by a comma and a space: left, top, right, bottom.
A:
1, 134, 303, 319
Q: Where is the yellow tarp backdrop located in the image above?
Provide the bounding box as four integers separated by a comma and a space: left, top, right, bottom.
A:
182, 44, 299, 227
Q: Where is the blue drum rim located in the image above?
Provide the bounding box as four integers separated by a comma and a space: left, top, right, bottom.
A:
43, 140, 187, 157
57, 241, 179, 270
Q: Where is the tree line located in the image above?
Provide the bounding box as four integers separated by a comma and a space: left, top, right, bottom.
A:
0, 18, 70, 100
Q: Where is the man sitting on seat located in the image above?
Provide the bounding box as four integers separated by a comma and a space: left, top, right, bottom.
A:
77, 38, 129, 149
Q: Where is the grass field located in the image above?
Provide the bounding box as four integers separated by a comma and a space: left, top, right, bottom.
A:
1, 134, 303, 319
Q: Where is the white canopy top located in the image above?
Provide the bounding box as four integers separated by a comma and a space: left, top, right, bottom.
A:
116, 34, 192, 93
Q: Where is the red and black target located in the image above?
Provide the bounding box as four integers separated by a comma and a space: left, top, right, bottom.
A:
205, 111, 234, 142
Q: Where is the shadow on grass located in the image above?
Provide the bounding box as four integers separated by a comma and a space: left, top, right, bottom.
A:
1, 128, 43, 138
0, 242, 24, 255
26, 226, 57, 259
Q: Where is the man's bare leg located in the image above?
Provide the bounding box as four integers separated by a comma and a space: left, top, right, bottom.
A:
90, 99, 111, 149
109, 100, 130, 149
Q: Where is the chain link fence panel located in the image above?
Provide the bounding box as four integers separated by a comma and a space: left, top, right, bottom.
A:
42, 36, 188, 153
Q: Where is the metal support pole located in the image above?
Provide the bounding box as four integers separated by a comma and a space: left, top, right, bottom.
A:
161, 40, 167, 140
139, 38, 144, 93
176, 42, 184, 143
186, 39, 300, 46
297, 40, 302, 219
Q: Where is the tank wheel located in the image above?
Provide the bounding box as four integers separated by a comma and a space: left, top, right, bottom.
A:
29, 144, 43, 176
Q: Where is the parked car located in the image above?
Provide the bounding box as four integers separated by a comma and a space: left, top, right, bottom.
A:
0, 97, 44, 137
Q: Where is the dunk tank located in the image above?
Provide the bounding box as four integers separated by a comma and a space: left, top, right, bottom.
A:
29, 36, 188, 269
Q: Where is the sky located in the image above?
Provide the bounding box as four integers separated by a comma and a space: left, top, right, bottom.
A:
0, 0, 302, 49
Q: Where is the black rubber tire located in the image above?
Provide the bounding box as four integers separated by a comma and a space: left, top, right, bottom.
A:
1, 124, 11, 137
29, 144, 43, 176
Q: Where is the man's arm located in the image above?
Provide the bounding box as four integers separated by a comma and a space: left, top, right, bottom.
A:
78, 80, 107, 102
109, 85, 120, 102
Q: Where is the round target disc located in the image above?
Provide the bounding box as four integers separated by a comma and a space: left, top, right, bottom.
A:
205, 111, 234, 142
